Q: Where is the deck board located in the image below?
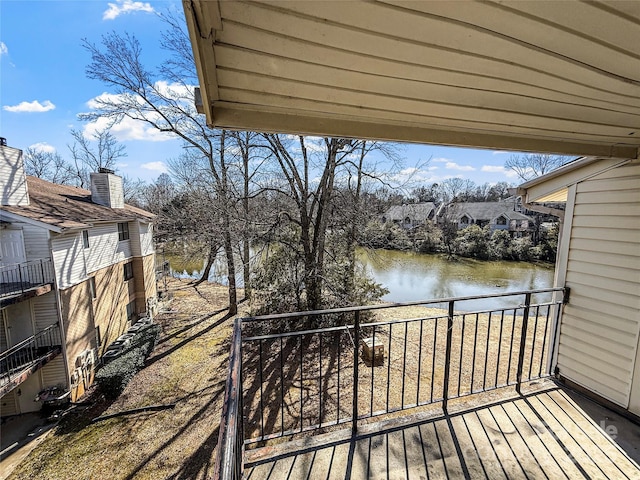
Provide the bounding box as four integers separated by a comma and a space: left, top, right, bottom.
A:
245, 385, 640, 479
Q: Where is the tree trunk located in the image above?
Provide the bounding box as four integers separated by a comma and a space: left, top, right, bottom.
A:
192, 241, 219, 286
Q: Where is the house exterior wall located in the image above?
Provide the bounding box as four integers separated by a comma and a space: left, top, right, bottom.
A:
51, 232, 87, 289
0, 144, 29, 206
557, 161, 640, 409
59, 281, 95, 373
21, 223, 50, 260
85, 223, 132, 273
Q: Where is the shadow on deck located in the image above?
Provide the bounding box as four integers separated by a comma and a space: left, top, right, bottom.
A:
245, 382, 640, 479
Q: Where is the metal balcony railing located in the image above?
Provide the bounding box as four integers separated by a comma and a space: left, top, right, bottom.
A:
0, 323, 62, 390
0, 259, 55, 299
213, 287, 566, 480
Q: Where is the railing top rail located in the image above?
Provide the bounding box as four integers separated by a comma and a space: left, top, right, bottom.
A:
213, 316, 243, 480
241, 287, 566, 323
0, 323, 60, 360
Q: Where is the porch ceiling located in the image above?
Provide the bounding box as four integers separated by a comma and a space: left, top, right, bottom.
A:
183, 0, 640, 158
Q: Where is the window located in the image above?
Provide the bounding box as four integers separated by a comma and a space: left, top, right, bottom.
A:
460, 215, 470, 224
496, 215, 507, 226
88, 277, 97, 299
82, 230, 90, 249
126, 300, 136, 321
118, 222, 130, 241
123, 262, 134, 281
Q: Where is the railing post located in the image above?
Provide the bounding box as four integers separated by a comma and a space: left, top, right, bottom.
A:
40, 259, 45, 284
442, 300, 454, 414
17, 264, 24, 294
516, 292, 532, 394
352, 310, 360, 435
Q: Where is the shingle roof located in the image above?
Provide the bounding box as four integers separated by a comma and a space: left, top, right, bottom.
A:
448, 201, 532, 222
383, 203, 436, 221
0, 176, 155, 231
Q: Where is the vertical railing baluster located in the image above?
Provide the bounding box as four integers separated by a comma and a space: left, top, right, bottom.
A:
539, 306, 551, 378
495, 310, 504, 387
370, 326, 375, 416
528, 306, 540, 380
352, 311, 360, 435
319, 333, 323, 425
386, 323, 392, 412
416, 319, 423, 406
299, 335, 303, 432
516, 292, 532, 394
337, 330, 341, 424
507, 309, 517, 384
483, 312, 491, 391
258, 339, 264, 439
279, 336, 284, 435
40, 259, 45, 284
443, 301, 454, 414
457, 314, 466, 397
18, 264, 24, 294
401, 322, 408, 408
430, 319, 437, 403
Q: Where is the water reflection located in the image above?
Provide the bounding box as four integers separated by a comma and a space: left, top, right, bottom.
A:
360, 249, 555, 311
164, 248, 555, 312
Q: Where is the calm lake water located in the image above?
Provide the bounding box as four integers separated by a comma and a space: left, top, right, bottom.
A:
165, 248, 555, 311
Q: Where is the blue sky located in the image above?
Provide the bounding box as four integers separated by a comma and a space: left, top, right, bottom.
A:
1, 0, 525, 186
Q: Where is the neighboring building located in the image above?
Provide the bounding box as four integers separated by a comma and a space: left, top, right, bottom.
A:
517, 157, 640, 418
441, 200, 535, 237
0, 140, 156, 416
381, 202, 436, 229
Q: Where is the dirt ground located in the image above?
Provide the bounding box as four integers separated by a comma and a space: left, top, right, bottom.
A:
6, 277, 246, 480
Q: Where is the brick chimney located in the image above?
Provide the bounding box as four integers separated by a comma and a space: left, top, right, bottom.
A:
90, 168, 124, 209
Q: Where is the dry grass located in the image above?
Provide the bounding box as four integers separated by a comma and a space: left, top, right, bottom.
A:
8, 277, 246, 480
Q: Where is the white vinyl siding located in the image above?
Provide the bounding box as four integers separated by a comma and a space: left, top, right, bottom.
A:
41, 357, 67, 388
129, 221, 153, 257
85, 223, 132, 274
140, 222, 154, 256
557, 162, 640, 407
0, 144, 29, 206
32, 292, 59, 331
0, 390, 19, 416
21, 223, 50, 261
51, 232, 87, 289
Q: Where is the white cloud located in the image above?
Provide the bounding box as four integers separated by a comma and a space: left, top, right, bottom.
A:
84, 115, 176, 142
0, 42, 7, 56
481, 165, 518, 178
492, 150, 511, 155
432, 157, 475, 171
141, 161, 168, 173
4, 100, 56, 113
29, 142, 56, 153
103, 0, 154, 20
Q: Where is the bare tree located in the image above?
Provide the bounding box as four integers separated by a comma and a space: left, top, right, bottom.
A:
68, 127, 127, 187
80, 23, 240, 314
23, 148, 75, 185
505, 153, 573, 181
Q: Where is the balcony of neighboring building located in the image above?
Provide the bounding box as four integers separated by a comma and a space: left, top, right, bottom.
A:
0, 259, 55, 308
0, 323, 62, 397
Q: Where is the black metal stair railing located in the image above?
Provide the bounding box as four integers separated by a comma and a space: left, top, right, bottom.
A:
0, 323, 62, 387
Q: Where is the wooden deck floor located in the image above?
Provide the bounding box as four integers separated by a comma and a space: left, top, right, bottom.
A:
245, 384, 640, 479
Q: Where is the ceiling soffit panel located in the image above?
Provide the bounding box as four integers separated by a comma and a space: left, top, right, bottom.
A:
184, 0, 640, 158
